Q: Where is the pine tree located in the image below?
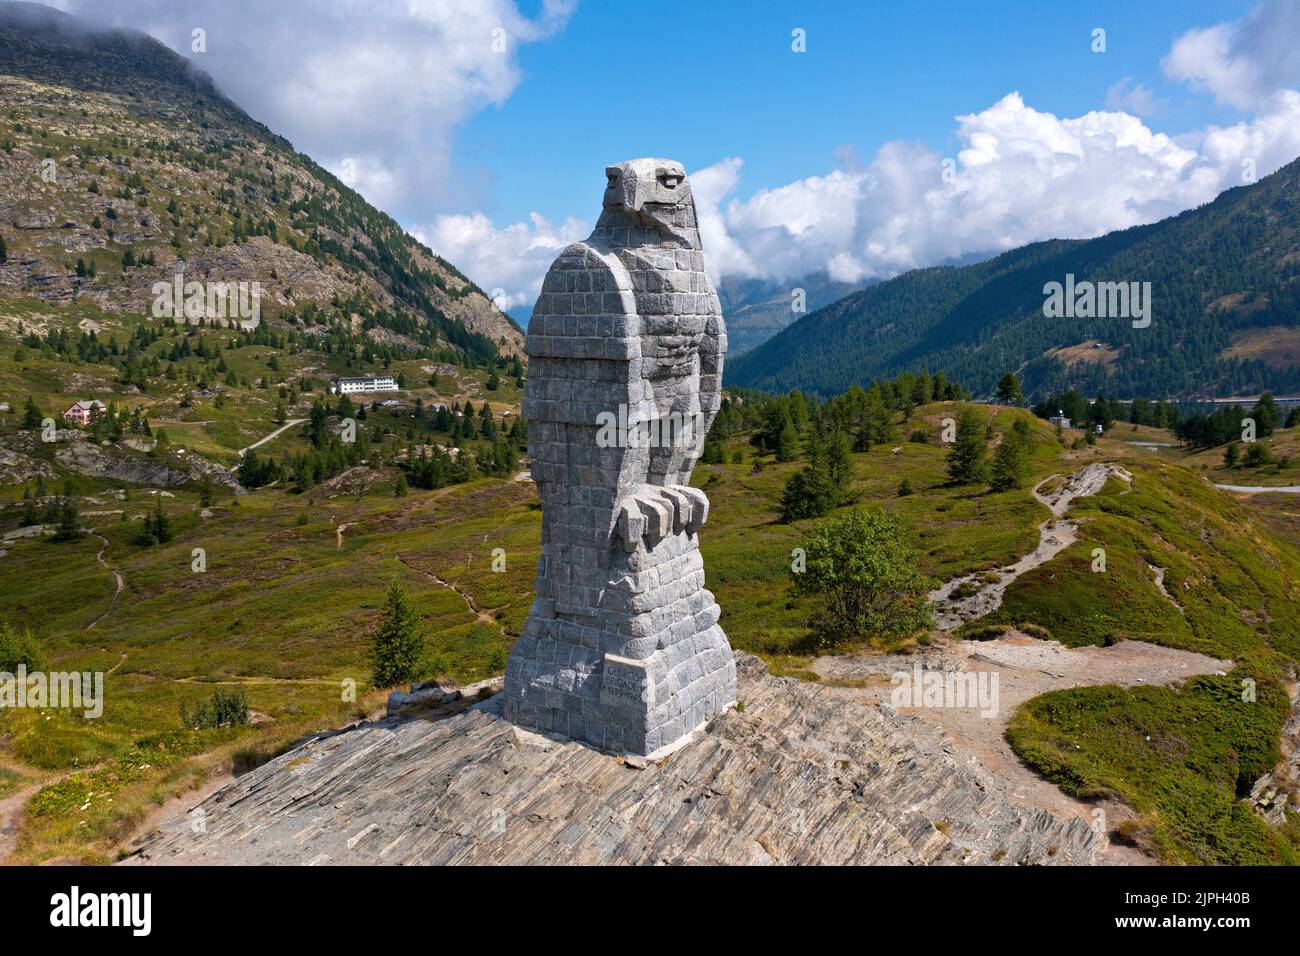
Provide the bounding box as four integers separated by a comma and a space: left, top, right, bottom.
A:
19, 490, 39, 527
826, 428, 852, 487
780, 429, 837, 522
52, 496, 83, 542
945, 408, 987, 484
0, 232, 7, 263
151, 499, 172, 542
22, 395, 43, 430
368, 579, 424, 687
775, 417, 799, 462
995, 372, 1024, 405
989, 422, 1031, 491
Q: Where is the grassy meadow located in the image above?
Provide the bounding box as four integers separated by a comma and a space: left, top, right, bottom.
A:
1, 375, 1298, 863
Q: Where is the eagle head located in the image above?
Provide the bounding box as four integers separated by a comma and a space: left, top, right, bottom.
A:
602, 158, 696, 245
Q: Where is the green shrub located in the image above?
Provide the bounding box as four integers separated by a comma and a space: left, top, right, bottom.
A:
790, 508, 934, 646
963, 624, 1008, 641
180, 688, 250, 730
1018, 622, 1053, 640
0, 622, 46, 672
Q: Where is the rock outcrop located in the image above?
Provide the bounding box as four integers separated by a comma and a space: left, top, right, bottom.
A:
126, 653, 1104, 865
52, 439, 241, 490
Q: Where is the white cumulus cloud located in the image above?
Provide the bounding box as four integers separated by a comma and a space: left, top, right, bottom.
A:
691, 92, 1236, 285
412, 211, 588, 311
439, 78, 1300, 313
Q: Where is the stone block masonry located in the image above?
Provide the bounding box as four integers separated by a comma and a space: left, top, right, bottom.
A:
504, 158, 736, 756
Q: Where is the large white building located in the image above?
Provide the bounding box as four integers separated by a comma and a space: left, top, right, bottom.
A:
332, 375, 399, 395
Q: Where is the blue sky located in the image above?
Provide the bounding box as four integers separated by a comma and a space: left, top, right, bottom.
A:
464, 0, 1255, 225
46, 0, 1300, 310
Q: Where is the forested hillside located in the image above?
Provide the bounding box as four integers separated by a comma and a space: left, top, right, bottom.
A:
728, 156, 1300, 400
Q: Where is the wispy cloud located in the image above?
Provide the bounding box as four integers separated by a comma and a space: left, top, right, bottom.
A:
1163, 0, 1300, 109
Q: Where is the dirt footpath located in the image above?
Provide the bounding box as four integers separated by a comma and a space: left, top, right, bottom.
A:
813, 632, 1230, 864
928, 464, 1131, 630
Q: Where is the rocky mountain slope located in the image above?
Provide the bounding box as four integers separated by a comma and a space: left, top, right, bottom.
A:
716, 272, 865, 356
728, 156, 1300, 400
0, 2, 522, 359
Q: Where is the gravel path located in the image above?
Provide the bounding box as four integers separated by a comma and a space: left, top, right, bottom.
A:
928, 463, 1131, 630
238, 418, 306, 457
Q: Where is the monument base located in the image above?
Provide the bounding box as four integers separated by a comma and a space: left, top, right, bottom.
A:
504, 522, 737, 756
504, 616, 737, 756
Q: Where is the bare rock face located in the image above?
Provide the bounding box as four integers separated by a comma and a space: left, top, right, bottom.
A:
125, 653, 1103, 866
506, 159, 735, 757
1245, 678, 1300, 828
50, 437, 241, 490
0, 443, 55, 483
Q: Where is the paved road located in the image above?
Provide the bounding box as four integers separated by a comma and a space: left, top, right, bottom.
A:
238, 419, 306, 457
1214, 484, 1300, 494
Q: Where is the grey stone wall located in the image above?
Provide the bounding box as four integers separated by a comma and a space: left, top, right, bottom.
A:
505, 158, 736, 756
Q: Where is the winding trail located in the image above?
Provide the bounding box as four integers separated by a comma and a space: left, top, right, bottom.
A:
813, 635, 1230, 865
928, 463, 1132, 630
1148, 563, 1184, 614
85, 531, 125, 631
0, 783, 38, 863
396, 551, 500, 630
0, 764, 100, 864
238, 419, 305, 457
812, 464, 1238, 862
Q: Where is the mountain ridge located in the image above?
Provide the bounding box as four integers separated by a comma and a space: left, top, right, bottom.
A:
727, 156, 1300, 400
0, 2, 523, 359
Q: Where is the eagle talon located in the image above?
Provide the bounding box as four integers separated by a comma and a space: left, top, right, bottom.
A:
615, 485, 710, 551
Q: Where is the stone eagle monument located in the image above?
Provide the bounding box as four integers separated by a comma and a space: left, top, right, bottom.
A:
504, 158, 737, 757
